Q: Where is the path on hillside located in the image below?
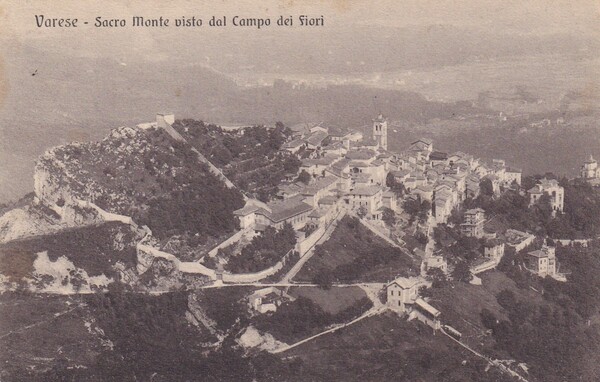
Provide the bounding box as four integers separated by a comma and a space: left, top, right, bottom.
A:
281, 211, 345, 283
269, 281, 386, 354
270, 305, 387, 354
354, 214, 419, 261
424, 214, 436, 256
193, 282, 385, 290
152, 122, 245, 198
440, 327, 530, 382
0, 306, 79, 340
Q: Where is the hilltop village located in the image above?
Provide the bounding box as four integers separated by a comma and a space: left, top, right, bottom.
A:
226, 112, 567, 286
3, 112, 600, 381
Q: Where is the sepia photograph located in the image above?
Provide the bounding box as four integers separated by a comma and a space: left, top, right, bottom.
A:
1, 0, 600, 380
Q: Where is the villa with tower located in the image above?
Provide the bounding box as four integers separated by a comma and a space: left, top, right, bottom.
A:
580, 155, 600, 186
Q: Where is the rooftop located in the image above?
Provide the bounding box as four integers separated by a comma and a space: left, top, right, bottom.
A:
429, 151, 448, 161
304, 131, 329, 146
411, 138, 433, 146
415, 298, 440, 317
527, 249, 549, 258
318, 195, 338, 205
346, 148, 377, 161
302, 156, 338, 167
302, 176, 338, 195
347, 186, 382, 196
266, 195, 314, 223
528, 178, 562, 193
289, 122, 313, 133
388, 276, 423, 290
283, 139, 305, 149
233, 205, 261, 216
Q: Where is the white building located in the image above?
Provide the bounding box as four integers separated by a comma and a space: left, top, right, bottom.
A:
525, 244, 557, 278
484, 240, 505, 262
386, 276, 428, 311
581, 155, 600, 186
527, 178, 564, 214
505, 168, 522, 186
248, 287, 295, 314
461, 208, 485, 238
343, 186, 384, 219
421, 256, 448, 275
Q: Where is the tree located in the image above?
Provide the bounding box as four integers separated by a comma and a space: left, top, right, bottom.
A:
382, 207, 396, 229
496, 289, 516, 310
283, 156, 301, 173
386, 172, 406, 197
313, 269, 333, 290
386, 172, 396, 188
480, 178, 494, 197
480, 308, 498, 330
418, 200, 431, 222
427, 268, 447, 288
297, 170, 311, 185
452, 261, 472, 283
357, 206, 368, 219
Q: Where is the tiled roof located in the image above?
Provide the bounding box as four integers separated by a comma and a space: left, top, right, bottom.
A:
318, 196, 338, 205
388, 276, 422, 289
429, 151, 448, 161
349, 161, 370, 168
347, 186, 382, 196
411, 138, 433, 146
304, 131, 329, 146
289, 122, 312, 133
415, 298, 440, 317
308, 208, 327, 218
302, 156, 337, 167
527, 249, 548, 258
346, 148, 376, 160
302, 176, 338, 195
267, 196, 314, 223
283, 139, 305, 149
233, 205, 260, 216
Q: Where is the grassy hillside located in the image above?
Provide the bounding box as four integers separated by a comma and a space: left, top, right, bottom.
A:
295, 216, 418, 283
281, 312, 512, 382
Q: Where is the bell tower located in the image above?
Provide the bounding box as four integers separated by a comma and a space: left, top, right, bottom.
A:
582, 155, 598, 179
373, 114, 388, 150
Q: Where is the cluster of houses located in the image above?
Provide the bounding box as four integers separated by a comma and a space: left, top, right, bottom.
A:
235, 114, 528, 235
387, 140, 522, 225
235, 115, 400, 232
